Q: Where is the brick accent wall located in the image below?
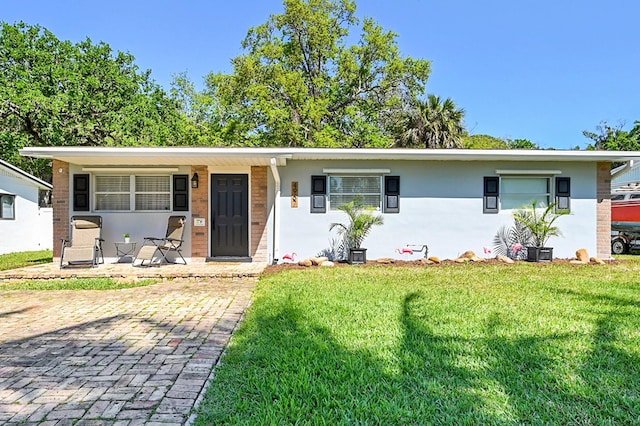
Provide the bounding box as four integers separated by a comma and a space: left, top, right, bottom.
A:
190, 166, 209, 259
52, 160, 69, 260
596, 161, 612, 259
251, 166, 269, 262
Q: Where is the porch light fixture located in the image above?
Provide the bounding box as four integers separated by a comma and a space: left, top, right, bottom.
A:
191, 173, 199, 188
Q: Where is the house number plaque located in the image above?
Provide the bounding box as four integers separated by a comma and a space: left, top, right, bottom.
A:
291, 181, 298, 208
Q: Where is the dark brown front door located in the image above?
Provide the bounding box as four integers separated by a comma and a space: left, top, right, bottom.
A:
211, 174, 249, 257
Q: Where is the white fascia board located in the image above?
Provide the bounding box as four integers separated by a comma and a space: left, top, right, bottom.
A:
19, 146, 640, 164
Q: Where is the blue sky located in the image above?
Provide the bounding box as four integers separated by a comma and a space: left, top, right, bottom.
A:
2, 0, 638, 149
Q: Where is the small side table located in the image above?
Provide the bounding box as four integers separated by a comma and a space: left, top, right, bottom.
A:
114, 241, 137, 263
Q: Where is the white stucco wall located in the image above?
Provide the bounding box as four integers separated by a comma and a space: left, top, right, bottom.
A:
0, 172, 53, 255
67, 164, 192, 261
275, 159, 598, 261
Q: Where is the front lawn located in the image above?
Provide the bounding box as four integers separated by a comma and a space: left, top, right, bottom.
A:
0, 277, 157, 291
196, 262, 640, 425
0, 249, 52, 271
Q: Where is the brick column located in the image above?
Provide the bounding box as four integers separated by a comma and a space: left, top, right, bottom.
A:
251, 166, 268, 262
596, 161, 611, 259
52, 160, 69, 260
190, 166, 209, 259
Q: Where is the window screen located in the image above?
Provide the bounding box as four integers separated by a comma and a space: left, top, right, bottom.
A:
329, 176, 381, 210
94, 175, 172, 211
95, 176, 130, 211
135, 176, 171, 211
500, 177, 550, 210
0, 195, 15, 219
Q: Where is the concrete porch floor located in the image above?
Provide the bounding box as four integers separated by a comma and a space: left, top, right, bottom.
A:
0, 259, 268, 281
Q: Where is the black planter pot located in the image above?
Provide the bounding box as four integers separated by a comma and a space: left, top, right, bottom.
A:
526, 246, 553, 262
348, 248, 367, 264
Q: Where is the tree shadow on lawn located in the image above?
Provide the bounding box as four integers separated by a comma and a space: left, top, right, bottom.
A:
200, 290, 640, 425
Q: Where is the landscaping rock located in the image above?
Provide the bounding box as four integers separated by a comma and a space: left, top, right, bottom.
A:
454, 257, 469, 263
418, 258, 433, 265
590, 257, 606, 264
428, 256, 441, 264
298, 259, 313, 267
496, 255, 514, 264
570, 259, 587, 265
320, 261, 335, 267
310, 256, 329, 266
459, 250, 476, 259
576, 248, 589, 262
376, 258, 395, 264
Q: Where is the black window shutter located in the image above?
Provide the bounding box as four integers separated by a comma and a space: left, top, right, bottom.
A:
555, 177, 571, 211
173, 174, 189, 211
483, 176, 499, 213
310, 175, 326, 213
73, 174, 90, 212
384, 176, 400, 213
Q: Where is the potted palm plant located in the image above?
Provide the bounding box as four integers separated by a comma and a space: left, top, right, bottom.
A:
513, 200, 566, 262
330, 197, 384, 264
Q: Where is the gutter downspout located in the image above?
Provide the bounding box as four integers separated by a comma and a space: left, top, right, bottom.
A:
269, 158, 281, 264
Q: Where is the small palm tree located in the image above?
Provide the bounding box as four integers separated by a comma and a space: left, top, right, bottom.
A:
513, 200, 565, 247
329, 197, 384, 250
398, 94, 466, 149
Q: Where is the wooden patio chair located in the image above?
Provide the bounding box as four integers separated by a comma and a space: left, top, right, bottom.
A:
133, 215, 187, 266
60, 216, 104, 268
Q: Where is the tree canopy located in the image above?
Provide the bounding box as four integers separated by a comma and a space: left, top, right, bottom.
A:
204, 0, 431, 148
0, 21, 184, 180
583, 120, 640, 151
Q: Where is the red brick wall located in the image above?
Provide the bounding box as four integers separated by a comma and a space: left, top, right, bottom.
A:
596, 161, 611, 259
251, 166, 268, 262
52, 160, 69, 260
190, 166, 209, 259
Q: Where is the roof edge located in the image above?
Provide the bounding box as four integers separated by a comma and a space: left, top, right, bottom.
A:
19, 146, 640, 163
0, 159, 52, 189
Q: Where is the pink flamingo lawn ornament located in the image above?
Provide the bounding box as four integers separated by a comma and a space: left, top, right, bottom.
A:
396, 247, 414, 255
282, 252, 297, 263
483, 246, 492, 255
512, 244, 524, 254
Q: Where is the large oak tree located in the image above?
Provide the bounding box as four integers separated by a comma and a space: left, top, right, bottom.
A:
0, 22, 183, 181
206, 0, 431, 148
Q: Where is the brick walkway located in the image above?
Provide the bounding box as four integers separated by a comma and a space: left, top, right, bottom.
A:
0, 277, 257, 425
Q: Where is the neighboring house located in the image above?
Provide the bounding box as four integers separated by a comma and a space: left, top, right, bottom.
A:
20, 147, 640, 262
611, 160, 640, 190
0, 159, 53, 255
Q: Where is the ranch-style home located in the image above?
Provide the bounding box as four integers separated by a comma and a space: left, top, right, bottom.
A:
0, 159, 53, 255
20, 147, 640, 263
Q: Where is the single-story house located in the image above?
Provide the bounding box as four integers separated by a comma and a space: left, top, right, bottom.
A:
611, 160, 640, 191
20, 147, 640, 263
0, 159, 53, 255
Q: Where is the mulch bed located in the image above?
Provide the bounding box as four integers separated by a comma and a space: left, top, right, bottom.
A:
262, 257, 622, 276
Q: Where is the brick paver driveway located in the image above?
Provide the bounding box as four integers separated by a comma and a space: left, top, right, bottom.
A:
0, 278, 256, 425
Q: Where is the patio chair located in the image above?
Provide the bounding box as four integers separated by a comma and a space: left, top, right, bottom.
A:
60, 216, 104, 268
134, 215, 187, 266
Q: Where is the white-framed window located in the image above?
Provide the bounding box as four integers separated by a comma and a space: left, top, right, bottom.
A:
94, 175, 171, 211
0, 194, 15, 219
500, 176, 551, 210
329, 175, 382, 210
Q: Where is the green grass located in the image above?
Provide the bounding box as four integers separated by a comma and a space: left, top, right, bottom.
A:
0, 277, 157, 290
0, 250, 52, 271
196, 262, 640, 425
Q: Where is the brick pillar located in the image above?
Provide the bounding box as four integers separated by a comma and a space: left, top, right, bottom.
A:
251, 166, 268, 262
596, 161, 611, 259
190, 166, 209, 259
52, 160, 69, 260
